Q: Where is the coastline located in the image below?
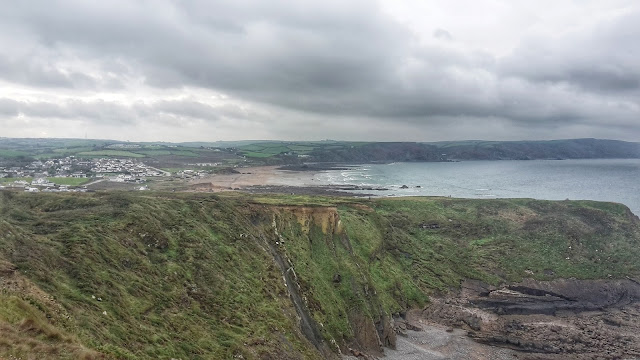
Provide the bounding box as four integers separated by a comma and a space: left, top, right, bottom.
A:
187, 165, 381, 197
183, 161, 640, 216
188, 165, 325, 191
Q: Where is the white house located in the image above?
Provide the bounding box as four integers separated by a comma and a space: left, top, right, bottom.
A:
32, 178, 54, 187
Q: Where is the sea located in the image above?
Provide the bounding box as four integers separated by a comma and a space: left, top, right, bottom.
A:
315, 159, 640, 215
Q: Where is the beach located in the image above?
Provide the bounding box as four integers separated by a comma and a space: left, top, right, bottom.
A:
186, 166, 381, 197
188, 166, 320, 191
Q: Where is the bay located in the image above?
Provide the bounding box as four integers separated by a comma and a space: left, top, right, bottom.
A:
316, 159, 640, 215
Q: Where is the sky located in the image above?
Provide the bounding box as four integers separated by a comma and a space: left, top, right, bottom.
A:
0, 0, 639, 142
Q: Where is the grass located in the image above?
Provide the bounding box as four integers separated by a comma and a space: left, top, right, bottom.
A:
287, 145, 315, 152
76, 151, 146, 158
0, 192, 323, 359
133, 150, 172, 156
170, 150, 199, 157
243, 152, 275, 158
47, 177, 91, 186
33, 153, 60, 159
135, 149, 199, 157
236, 141, 370, 159
271, 204, 428, 343
53, 147, 96, 154
0, 192, 638, 358
0, 295, 103, 359
0, 150, 29, 158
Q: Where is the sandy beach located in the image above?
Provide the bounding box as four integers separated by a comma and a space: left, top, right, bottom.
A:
187, 166, 321, 192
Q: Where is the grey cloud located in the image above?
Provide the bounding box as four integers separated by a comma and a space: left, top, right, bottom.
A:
499, 8, 640, 94
151, 100, 249, 120
4, 0, 406, 93
0, 97, 240, 125
0, 98, 20, 116
0, 98, 135, 124
0, 1, 639, 141
0, 45, 127, 90
0, 55, 77, 88
434, 28, 453, 41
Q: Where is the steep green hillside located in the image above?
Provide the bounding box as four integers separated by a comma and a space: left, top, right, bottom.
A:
0, 191, 639, 359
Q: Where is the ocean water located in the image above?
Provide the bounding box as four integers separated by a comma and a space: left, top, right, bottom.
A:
315, 159, 640, 215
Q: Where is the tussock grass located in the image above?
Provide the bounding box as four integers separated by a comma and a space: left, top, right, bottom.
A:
0, 191, 638, 358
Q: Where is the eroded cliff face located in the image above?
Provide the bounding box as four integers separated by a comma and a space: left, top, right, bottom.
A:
264, 205, 396, 357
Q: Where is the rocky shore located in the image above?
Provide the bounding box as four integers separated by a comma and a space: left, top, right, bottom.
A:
345, 278, 640, 360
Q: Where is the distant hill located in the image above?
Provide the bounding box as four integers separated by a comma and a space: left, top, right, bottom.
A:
1, 138, 639, 166
306, 138, 640, 163
429, 138, 640, 161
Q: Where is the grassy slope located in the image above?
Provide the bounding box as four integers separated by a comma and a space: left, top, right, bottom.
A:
0, 192, 639, 358
263, 196, 640, 349
0, 192, 320, 359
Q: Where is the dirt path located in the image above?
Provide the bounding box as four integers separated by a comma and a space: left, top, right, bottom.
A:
84, 178, 105, 187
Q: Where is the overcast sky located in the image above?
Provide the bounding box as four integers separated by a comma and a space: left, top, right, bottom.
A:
1, 0, 639, 142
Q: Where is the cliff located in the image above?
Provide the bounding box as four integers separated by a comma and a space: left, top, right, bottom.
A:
0, 191, 639, 359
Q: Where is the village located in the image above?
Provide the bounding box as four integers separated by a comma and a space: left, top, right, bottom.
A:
0, 157, 172, 192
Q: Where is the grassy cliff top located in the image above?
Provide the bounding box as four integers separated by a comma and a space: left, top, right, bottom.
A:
0, 191, 638, 359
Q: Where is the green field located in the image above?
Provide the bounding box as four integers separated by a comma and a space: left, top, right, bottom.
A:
33, 153, 61, 160
235, 141, 363, 158
243, 151, 275, 158
77, 150, 146, 158
287, 145, 315, 152
54, 147, 95, 153
47, 177, 90, 186
0, 150, 29, 158
133, 150, 173, 156
170, 150, 198, 157
134, 149, 198, 157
